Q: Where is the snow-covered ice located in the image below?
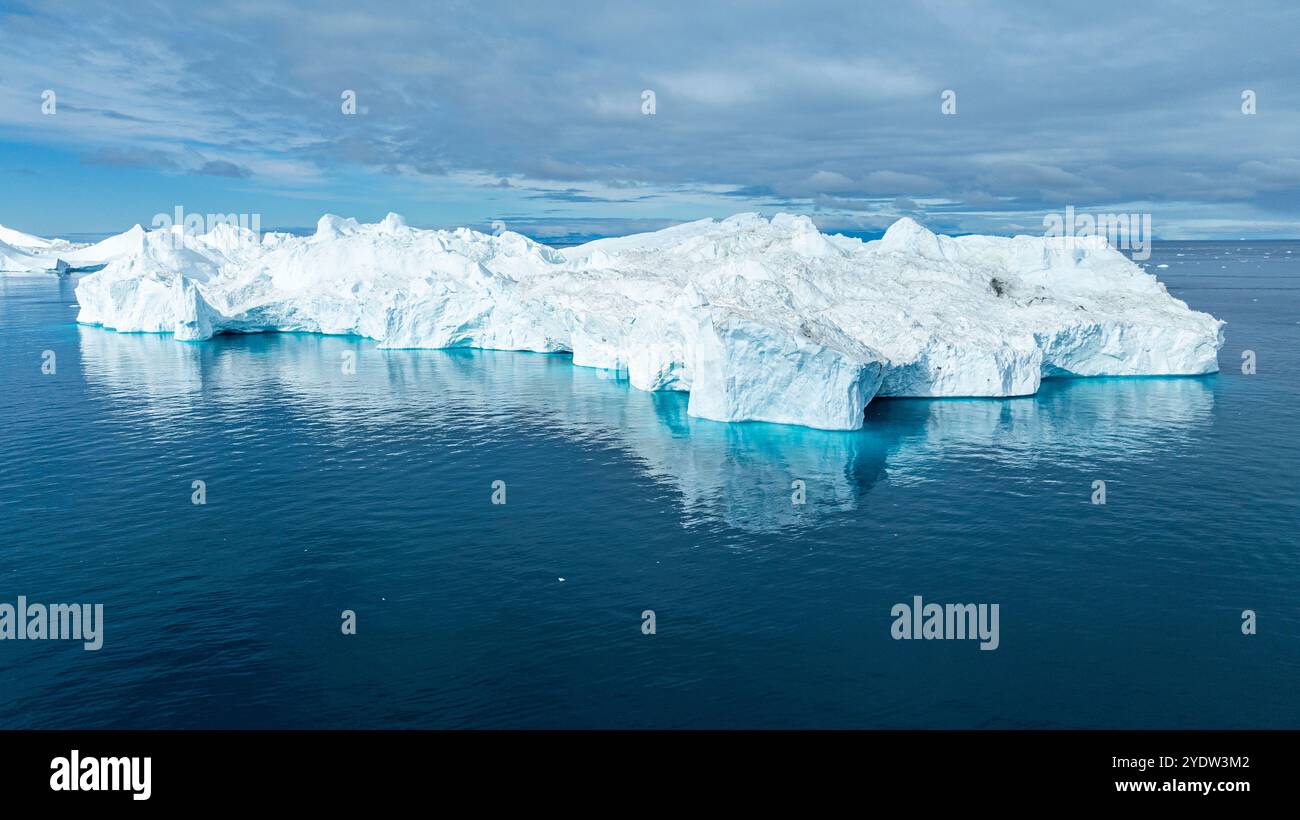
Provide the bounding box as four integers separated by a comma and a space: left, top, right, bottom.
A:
0, 222, 121, 273
58, 212, 1223, 430
0, 223, 78, 252
0, 239, 51, 273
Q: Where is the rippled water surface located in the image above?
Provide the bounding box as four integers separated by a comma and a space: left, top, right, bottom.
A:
1, 242, 1297, 728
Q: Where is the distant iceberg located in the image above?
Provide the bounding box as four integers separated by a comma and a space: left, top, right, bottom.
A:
0, 239, 51, 273
0, 224, 65, 250
64, 212, 1223, 430
0, 223, 94, 273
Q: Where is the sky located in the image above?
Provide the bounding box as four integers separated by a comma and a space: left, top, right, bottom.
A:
1, 0, 1298, 239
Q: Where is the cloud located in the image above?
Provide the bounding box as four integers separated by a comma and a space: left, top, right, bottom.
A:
0, 0, 1298, 235
195, 159, 252, 178
863, 171, 941, 195
81, 147, 178, 169
1238, 159, 1300, 190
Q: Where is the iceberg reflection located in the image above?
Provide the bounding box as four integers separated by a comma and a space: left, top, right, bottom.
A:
77, 327, 1214, 532
870, 375, 1217, 478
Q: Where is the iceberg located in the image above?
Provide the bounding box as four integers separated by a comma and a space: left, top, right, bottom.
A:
0, 222, 142, 273
0, 224, 64, 250
0, 223, 87, 273
70, 212, 1224, 430
0, 238, 51, 273
61, 224, 151, 268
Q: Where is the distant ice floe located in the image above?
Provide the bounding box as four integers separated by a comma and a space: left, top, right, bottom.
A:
12, 211, 1225, 430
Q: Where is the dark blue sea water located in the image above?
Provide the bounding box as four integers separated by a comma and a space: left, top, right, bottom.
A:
1, 242, 1297, 728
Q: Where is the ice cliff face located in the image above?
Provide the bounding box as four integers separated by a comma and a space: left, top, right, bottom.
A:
69, 212, 1224, 430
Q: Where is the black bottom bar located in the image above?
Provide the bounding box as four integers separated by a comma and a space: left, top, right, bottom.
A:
7, 730, 1284, 806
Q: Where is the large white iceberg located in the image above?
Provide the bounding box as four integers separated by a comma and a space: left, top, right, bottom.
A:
70, 212, 1224, 430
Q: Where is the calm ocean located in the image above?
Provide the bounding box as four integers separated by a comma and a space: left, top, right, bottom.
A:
1, 241, 1297, 728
